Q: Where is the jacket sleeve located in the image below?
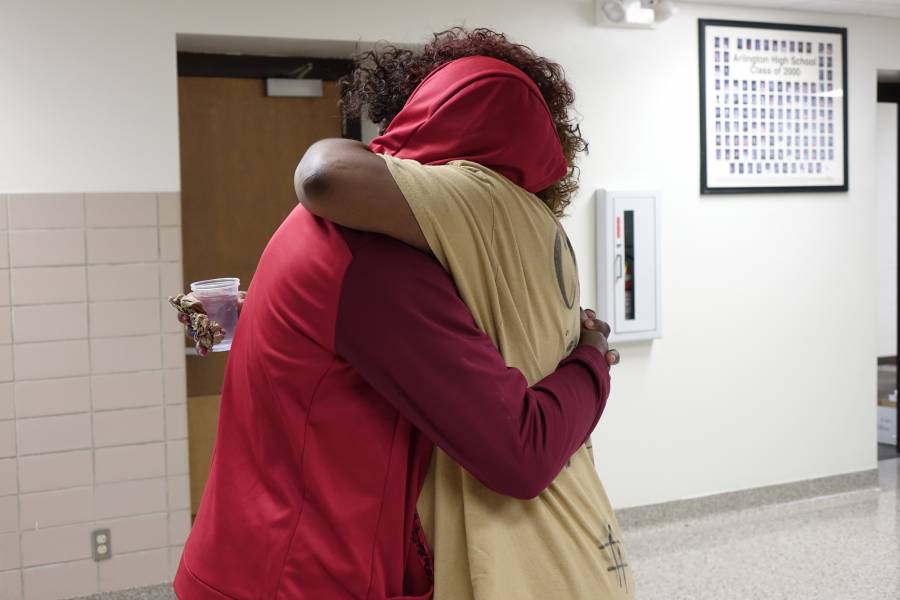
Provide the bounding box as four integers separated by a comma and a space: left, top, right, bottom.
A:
335, 234, 610, 500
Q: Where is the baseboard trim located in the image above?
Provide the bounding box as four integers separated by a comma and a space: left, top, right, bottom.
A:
615, 468, 880, 530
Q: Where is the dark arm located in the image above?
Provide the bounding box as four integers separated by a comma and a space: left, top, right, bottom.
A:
335, 234, 609, 500
294, 138, 429, 250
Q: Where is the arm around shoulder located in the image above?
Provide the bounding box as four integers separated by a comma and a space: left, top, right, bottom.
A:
294, 138, 429, 251
335, 237, 609, 499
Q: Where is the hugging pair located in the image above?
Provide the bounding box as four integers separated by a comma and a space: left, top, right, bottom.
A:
174, 27, 631, 600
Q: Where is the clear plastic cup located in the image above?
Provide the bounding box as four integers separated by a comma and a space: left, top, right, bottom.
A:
190, 277, 240, 352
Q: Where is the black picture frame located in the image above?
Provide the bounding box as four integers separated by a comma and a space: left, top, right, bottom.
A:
699, 19, 849, 194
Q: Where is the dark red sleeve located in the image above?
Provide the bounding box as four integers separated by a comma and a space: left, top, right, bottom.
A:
335, 233, 610, 500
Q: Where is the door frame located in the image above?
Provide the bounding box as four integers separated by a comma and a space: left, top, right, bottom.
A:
176, 52, 360, 513
176, 51, 362, 140
877, 80, 900, 453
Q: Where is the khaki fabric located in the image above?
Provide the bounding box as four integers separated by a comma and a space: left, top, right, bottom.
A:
382, 154, 633, 600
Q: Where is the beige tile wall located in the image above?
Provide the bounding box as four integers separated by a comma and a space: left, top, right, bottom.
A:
0, 192, 188, 600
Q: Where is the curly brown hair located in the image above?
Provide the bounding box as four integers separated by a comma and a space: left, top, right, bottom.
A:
339, 27, 588, 216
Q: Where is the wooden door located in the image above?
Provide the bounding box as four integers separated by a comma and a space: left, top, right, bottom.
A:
177, 76, 343, 514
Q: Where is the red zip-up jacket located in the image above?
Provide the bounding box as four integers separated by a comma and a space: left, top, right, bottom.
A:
174, 206, 610, 600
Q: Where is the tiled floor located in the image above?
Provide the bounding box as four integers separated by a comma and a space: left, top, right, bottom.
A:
79, 460, 900, 600
626, 459, 900, 599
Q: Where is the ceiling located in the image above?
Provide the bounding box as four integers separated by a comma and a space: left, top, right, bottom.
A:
682, 0, 900, 19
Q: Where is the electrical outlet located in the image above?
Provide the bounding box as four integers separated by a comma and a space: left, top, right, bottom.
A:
91, 528, 112, 562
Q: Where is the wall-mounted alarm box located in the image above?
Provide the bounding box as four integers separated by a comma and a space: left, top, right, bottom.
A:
596, 190, 662, 342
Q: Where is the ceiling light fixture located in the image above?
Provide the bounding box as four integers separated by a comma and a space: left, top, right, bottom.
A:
654, 0, 678, 22
595, 0, 679, 29
601, 0, 627, 22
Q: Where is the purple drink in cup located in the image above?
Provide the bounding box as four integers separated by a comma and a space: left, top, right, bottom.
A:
190, 277, 240, 352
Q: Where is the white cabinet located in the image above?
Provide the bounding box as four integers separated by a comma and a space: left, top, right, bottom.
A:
596, 190, 662, 342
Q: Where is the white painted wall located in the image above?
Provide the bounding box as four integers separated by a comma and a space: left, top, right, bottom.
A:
876, 103, 897, 358
2, 0, 900, 509
0, 1, 180, 193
